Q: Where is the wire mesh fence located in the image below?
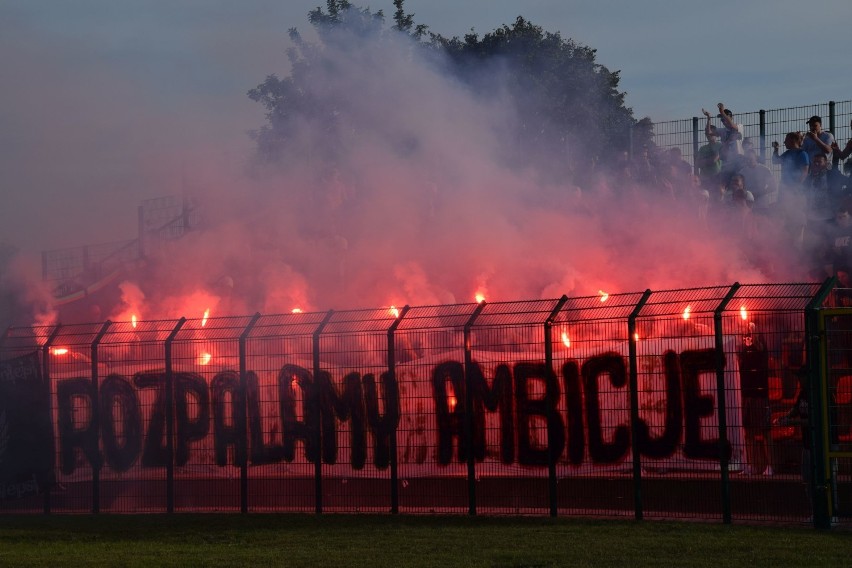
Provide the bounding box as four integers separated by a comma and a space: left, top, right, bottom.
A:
1, 282, 850, 526
650, 99, 852, 176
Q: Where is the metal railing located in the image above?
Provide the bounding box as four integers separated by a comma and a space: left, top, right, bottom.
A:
649, 100, 852, 173
41, 196, 201, 299
0, 281, 849, 528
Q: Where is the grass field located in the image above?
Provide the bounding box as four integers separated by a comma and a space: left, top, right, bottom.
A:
0, 514, 849, 567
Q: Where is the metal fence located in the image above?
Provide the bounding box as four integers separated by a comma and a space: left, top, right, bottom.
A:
650, 99, 852, 173
1, 281, 849, 527
41, 195, 201, 299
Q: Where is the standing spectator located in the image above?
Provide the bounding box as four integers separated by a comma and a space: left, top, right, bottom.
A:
706, 103, 744, 180
661, 147, 693, 199
739, 327, 773, 476
821, 204, 852, 277
772, 132, 810, 189
772, 132, 810, 246
805, 153, 848, 219
830, 119, 852, 172
802, 116, 836, 164
803, 152, 848, 256
696, 125, 722, 193
739, 149, 778, 215
716, 173, 755, 239
714, 103, 743, 158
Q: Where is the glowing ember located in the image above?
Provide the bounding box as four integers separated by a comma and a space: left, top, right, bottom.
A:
198, 352, 212, 365
390, 305, 400, 318
740, 305, 748, 321
682, 305, 692, 320
201, 308, 210, 327
475, 292, 486, 303
51, 347, 69, 356
131, 314, 138, 328
634, 332, 640, 342
291, 308, 303, 314
561, 331, 571, 348
598, 290, 609, 302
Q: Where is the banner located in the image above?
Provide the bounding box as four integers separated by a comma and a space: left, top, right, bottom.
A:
0, 352, 54, 499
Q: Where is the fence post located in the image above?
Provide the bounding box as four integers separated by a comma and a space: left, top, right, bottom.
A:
164, 318, 186, 513
759, 110, 766, 162
692, 117, 700, 175
628, 289, 652, 521
90, 320, 112, 514
312, 310, 334, 514
829, 101, 836, 135
41, 325, 62, 515
239, 313, 261, 514
806, 277, 836, 529
544, 295, 569, 517
464, 301, 486, 516
387, 305, 409, 514
713, 283, 740, 524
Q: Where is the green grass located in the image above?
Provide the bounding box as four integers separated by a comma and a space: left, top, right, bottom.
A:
0, 514, 848, 567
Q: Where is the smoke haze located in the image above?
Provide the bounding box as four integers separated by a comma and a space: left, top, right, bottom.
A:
0, 3, 808, 326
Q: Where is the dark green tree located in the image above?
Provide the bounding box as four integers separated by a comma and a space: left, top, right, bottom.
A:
249, 1, 652, 182
430, 16, 641, 178
247, 1, 387, 167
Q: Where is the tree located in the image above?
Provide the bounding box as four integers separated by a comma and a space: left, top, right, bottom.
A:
429, 16, 640, 178
247, 1, 387, 167
248, 1, 651, 183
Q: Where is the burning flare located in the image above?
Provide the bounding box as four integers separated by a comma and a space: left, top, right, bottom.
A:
740, 305, 748, 321
446, 382, 457, 412
475, 292, 486, 304
131, 314, 138, 329
201, 308, 210, 327
291, 308, 303, 314
390, 305, 400, 318
682, 305, 692, 320
198, 352, 212, 366
561, 331, 571, 348
51, 347, 69, 356
598, 290, 609, 303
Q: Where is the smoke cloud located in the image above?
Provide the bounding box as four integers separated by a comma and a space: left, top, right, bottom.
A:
2, 6, 808, 327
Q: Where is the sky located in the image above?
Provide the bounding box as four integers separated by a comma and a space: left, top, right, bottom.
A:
0, 1, 849, 322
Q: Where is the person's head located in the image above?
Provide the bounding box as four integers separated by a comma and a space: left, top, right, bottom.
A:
807, 115, 822, 133
718, 108, 734, 119
668, 147, 682, 161
836, 205, 851, 227
742, 137, 754, 152
727, 173, 745, 191
784, 132, 801, 150
745, 149, 759, 167
707, 125, 719, 141
811, 153, 829, 173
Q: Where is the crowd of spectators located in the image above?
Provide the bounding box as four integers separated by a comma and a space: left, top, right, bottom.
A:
573, 103, 852, 284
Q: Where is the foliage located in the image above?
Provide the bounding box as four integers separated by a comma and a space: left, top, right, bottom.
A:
431, 16, 642, 174
248, 0, 653, 183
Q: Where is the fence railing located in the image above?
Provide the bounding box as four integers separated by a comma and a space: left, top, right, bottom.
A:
649, 99, 852, 172
41, 195, 201, 299
0, 281, 849, 528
